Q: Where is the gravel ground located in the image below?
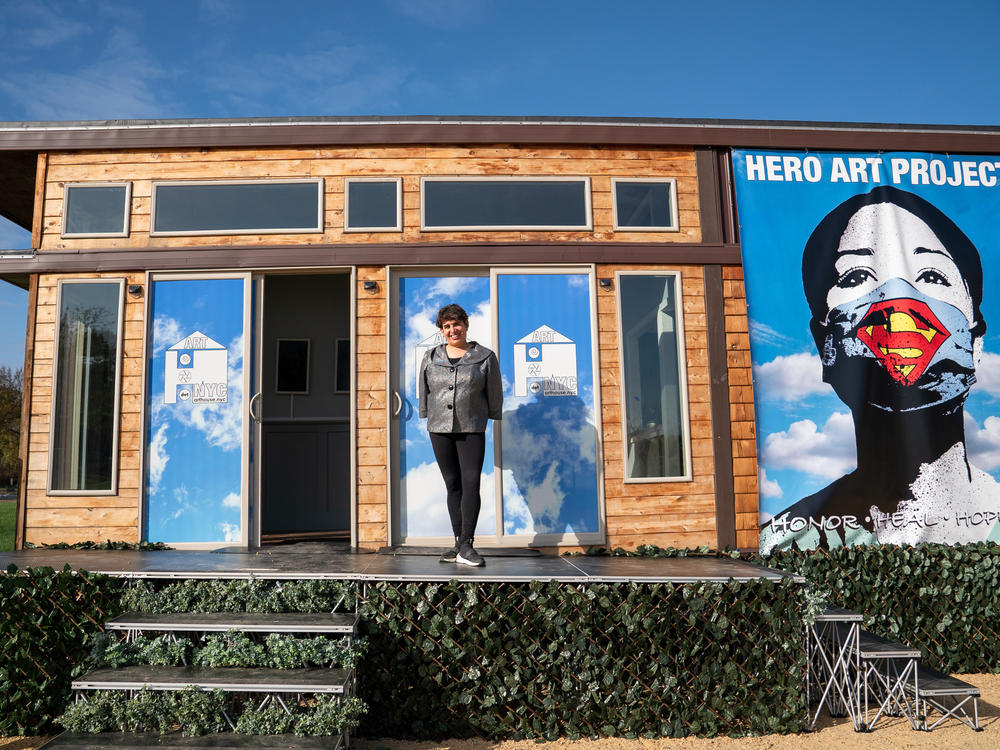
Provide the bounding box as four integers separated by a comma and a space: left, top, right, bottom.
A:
5, 673, 997, 749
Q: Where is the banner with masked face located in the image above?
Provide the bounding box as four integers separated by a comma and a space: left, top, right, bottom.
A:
733, 150, 1000, 552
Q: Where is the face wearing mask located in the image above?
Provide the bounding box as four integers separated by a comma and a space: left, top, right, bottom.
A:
812, 202, 980, 413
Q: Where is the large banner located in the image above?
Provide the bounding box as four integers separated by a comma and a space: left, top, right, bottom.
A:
733, 150, 1000, 551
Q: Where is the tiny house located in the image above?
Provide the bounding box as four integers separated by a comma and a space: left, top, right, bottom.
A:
3, 116, 992, 552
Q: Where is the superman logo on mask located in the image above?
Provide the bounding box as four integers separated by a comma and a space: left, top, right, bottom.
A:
855, 299, 949, 386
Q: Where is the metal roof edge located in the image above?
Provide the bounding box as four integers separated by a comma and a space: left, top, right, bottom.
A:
1, 115, 1000, 135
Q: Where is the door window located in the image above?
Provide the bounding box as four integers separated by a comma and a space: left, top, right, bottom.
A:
394, 274, 496, 542
144, 276, 249, 545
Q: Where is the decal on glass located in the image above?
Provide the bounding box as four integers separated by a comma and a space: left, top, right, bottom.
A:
513, 325, 577, 397
164, 331, 229, 404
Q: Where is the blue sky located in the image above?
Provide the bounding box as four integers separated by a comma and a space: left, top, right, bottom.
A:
2, 0, 1000, 365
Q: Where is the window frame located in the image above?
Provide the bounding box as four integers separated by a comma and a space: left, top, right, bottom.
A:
61, 182, 132, 238
420, 176, 593, 232
611, 178, 680, 232
47, 277, 126, 496
614, 270, 693, 483
149, 178, 325, 237
343, 177, 403, 232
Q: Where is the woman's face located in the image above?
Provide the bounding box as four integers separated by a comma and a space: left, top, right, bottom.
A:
826, 202, 974, 324
440, 317, 468, 347
814, 199, 981, 406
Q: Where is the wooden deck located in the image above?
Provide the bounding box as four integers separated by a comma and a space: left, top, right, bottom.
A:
0, 544, 794, 582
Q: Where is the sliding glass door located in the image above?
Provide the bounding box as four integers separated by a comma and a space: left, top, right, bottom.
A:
390, 267, 603, 547
143, 274, 251, 546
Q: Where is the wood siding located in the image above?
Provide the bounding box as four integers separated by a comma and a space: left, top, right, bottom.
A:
723, 266, 760, 550
40, 146, 700, 250
23, 272, 145, 545
596, 264, 717, 550
23, 143, 765, 550
355, 267, 387, 549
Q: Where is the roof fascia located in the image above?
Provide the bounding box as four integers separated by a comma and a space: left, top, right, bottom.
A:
3, 120, 1000, 153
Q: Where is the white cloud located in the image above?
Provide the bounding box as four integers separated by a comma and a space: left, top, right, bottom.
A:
147, 424, 169, 494
170, 486, 192, 520
4, 2, 90, 51
221, 492, 241, 509
965, 412, 1000, 472
753, 352, 833, 401
388, 0, 490, 29
973, 351, 1000, 396
518, 462, 563, 533
502, 472, 533, 535
0, 23, 172, 120
428, 277, 483, 299
200, 45, 410, 116
761, 412, 856, 479
399, 460, 496, 539
198, 0, 238, 20
220, 522, 240, 543
151, 316, 184, 356
749, 320, 800, 348
758, 467, 782, 499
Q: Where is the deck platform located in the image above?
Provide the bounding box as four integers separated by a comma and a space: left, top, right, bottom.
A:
0, 545, 795, 582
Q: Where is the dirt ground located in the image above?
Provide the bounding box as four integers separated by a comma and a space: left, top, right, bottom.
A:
4, 674, 998, 749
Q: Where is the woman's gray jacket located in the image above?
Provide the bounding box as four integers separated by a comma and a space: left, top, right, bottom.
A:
418, 342, 503, 433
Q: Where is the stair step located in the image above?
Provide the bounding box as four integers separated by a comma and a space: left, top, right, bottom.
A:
914, 665, 981, 698
106, 612, 358, 634
40, 731, 345, 749
73, 666, 352, 694
835, 623, 923, 659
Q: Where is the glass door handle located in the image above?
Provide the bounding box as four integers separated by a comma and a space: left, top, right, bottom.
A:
249, 391, 262, 423
392, 391, 402, 417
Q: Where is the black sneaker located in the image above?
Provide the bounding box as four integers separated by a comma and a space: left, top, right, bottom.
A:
456, 542, 485, 567
440, 539, 459, 563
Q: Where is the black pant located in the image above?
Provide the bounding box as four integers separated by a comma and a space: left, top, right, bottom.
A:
429, 432, 486, 544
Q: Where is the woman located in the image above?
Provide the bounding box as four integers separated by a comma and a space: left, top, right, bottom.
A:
418, 303, 503, 566
770, 185, 999, 547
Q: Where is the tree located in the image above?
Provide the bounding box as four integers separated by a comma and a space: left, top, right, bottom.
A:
0, 366, 22, 490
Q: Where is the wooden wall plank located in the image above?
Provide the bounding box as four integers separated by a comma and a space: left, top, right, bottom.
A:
22, 270, 145, 547
355, 266, 387, 550
31, 154, 48, 249
596, 263, 717, 551
725, 264, 760, 550
41, 145, 700, 251
15, 275, 38, 549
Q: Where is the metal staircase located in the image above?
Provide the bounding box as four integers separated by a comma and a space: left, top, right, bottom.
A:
42, 608, 361, 748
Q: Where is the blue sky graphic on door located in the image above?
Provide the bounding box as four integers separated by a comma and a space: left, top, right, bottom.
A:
398, 276, 495, 540
145, 278, 246, 544
497, 272, 600, 536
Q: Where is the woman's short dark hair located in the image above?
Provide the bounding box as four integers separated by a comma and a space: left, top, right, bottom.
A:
435, 303, 469, 329
801, 185, 985, 336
